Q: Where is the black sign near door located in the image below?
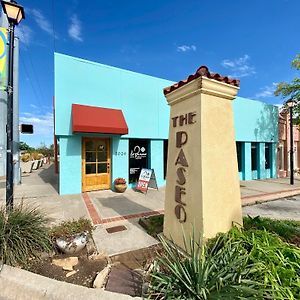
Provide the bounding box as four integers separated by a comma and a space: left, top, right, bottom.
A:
129, 139, 149, 183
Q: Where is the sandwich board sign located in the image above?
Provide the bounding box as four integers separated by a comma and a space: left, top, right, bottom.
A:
136, 168, 158, 193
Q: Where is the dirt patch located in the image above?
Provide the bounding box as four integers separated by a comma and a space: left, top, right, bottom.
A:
110, 244, 162, 270
290, 236, 300, 247
26, 250, 107, 287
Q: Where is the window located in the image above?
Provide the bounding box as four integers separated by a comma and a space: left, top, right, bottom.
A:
251, 143, 258, 171
236, 142, 243, 172
164, 140, 168, 179
128, 139, 149, 183
278, 143, 284, 170
265, 143, 271, 170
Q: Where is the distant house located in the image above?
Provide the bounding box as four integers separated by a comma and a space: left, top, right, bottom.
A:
54, 53, 278, 195
278, 110, 300, 177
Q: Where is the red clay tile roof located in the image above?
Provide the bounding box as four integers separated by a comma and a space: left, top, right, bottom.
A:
163, 66, 240, 95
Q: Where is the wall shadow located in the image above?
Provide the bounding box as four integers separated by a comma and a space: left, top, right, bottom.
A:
254, 104, 278, 142
38, 164, 58, 192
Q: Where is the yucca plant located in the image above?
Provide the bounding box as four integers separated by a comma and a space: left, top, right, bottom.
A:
0, 204, 52, 266
149, 230, 268, 299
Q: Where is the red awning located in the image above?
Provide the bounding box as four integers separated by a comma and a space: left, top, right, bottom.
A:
72, 104, 128, 135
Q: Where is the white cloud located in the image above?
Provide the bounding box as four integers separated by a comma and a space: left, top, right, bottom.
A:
15, 24, 33, 46
68, 14, 83, 42
20, 112, 53, 136
177, 45, 197, 52
30, 104, 38, 109
255, 82, 278, 98
29, 8, 53, 36
221, 54, 256, 78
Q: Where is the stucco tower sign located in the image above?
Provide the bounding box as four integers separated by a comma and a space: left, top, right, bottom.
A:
163, 66, 243, 249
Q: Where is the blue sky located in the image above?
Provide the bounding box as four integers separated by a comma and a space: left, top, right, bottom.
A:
11, 0, 300, 147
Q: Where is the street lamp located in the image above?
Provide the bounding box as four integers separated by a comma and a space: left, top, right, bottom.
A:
286, 98, 296, 185
1, 0, 25, 211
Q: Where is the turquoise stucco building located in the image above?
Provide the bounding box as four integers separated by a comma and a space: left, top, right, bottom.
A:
55, 53, 278, 195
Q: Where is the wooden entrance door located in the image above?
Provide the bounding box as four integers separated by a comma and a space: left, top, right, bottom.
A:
82, 138, 111, 192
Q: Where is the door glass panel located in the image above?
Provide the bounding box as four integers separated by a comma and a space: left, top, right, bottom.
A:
86, 141, 96, 151
97, 151, 107, 162
86, 163, 96, 174
86, 152, 96, 162
97, 141, 107, 162
97, 163, 107, 173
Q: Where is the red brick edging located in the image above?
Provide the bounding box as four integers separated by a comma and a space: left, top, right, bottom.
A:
82, 192, 102, 224
83, 188, 300, 225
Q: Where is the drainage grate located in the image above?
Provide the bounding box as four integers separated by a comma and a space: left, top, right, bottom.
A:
106, 225, 127, 234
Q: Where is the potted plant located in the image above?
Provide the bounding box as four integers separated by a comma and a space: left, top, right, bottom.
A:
50, 218, 93, 254
114, 177, 127, 193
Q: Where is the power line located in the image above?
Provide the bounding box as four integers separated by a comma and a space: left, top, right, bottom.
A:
19, 52, 41, 109
20, 27, 45, 99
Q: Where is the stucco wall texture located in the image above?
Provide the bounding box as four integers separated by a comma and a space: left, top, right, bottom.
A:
54, 53, 278, 195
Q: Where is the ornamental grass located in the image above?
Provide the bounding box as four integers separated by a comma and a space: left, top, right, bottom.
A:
0, 204, 52, 266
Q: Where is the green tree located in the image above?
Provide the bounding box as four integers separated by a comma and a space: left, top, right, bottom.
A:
36, 143, 54, 157
19, 141, 34, 152
275, 53, 300, 123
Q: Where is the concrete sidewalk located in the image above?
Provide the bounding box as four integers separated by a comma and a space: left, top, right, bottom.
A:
241, 177, 300, 205
0, 164, 90, 226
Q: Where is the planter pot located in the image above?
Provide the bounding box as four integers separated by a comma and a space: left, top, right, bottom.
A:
55, 232, 88, 254
114, 184, 127, 193
20, 161, 34, 173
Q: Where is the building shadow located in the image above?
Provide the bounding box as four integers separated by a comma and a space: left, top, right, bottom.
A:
38, 164, 59, 193
93, 193, 156, 218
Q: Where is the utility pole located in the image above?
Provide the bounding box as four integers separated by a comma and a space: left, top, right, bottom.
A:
1, 0, 25, 211
5, 20, 14, 210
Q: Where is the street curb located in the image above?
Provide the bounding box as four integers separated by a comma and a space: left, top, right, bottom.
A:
0, 264, 141, 300
242, 189, 300, 206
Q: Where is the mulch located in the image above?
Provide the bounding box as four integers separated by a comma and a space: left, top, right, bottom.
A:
26, 250, 107, 288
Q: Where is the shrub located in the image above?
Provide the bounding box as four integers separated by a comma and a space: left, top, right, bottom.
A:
149, 227, 300, 299
139, 214, 164, 237
228, 228, 300, 299
21, 153, 31, 162
243, 215, 300, 242
49, 218, 93, 240
0, 204, 51, 266
31, 152, 43, 160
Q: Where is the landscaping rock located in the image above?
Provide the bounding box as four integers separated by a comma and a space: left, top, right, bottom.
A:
93, 265, 111, 288
52, 257, 79, 271
66, 270, 78, 277
105, 265, 143, 297
89, 251, 108, 261
86, 238, 97, 256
